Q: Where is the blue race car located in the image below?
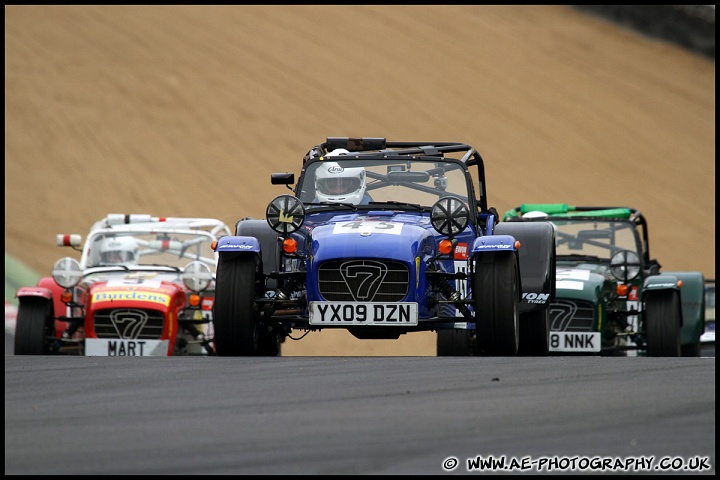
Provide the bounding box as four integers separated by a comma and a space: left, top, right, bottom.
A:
212, 138, 556, 356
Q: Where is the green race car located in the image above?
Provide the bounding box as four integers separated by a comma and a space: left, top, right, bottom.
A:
503, 204, 705, 356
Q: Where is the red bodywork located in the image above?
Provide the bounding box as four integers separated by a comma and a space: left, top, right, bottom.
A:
16, 272, 209, 356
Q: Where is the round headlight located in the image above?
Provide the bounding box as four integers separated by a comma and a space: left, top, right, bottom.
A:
52, 257, 83, 289
266, 194, 305, 235
610, 250, 641, 282
182, 261, 213, 292
431, 197, 469, 237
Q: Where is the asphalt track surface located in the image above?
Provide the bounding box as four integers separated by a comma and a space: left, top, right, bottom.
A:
5, 333, 715, 475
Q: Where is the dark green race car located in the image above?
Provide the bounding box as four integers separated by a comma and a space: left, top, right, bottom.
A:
503, 204, 705, 356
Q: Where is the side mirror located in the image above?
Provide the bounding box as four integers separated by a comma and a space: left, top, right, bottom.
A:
271, 172, 294, 185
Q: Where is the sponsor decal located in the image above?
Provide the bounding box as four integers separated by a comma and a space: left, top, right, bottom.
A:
416, 257, 420, 289
279, 210, 294, 223
522, 292, 550, 304
556, 280, 584, 291
629, 286, 638, 301
454, 260, 469, 315
454, 243, 468, 260
332, 220, 403, 235
557, 269, 591, 280
107, 278, 162, 288
92, 290, 171, 306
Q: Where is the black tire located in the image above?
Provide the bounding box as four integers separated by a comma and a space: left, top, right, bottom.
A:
645, 291, 681, 357
517, 308, 549, 356
437, 329, 474, 356
257, 325, 283, 357
14, 300, 53, 355
474, 251, 520, 356
681, 341, 701, 357
213, 254, 260, 356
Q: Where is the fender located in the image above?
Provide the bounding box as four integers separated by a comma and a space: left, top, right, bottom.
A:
643, 274, 682, 292
643, 274, 684, 329
471, 234, 517, 253
235, 219, 282, 289
17, 278, 65, 319
16, 285, 61, 340
214, 235, 261, 255
16, 286, 53, 301
663, 271, 706, 346
495, 222, 556, 313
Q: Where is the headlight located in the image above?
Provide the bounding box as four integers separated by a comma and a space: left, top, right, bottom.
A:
431, 197, 469, 237
266, 194, 305, 235
610, 250, 641, 282
52, 257, 83, 289
182, 261, 213, 292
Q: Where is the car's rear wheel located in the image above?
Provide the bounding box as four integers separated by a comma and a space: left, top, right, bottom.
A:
14, 299, 53, 355
681, 341, 701, 357
517, 308, 549, 356
213, 254, 260, 356
645, 291, 681, 357
474, 251, 520, 356
437, 329, 474, 356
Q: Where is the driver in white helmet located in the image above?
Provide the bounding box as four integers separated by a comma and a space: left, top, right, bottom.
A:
99, 237, 139, 265
314, 149, 372, 205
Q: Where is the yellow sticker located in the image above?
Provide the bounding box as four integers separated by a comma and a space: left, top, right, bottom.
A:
92, 290, 171, 307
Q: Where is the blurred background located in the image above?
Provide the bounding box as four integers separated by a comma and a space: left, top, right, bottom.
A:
5, 5, 715, 355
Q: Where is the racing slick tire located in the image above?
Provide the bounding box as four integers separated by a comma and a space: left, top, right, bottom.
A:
437, 329, 474, 356
474, 251, 520, 356
213, 254, 261, 356
14, 299, 54, 355
517, 308, 550, 356
256, 325, 283, 357
644, 290, 681, 357
681, 341, 701, 357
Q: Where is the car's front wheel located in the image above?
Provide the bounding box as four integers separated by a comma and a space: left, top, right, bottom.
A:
644, 290, 681, 357
213, 254, 261, 356
14, 299, 54, 355
474, 251, 520, 356
517, 308, 549, 356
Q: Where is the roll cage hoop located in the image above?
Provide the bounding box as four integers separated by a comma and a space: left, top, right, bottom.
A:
298, 137, 490, 213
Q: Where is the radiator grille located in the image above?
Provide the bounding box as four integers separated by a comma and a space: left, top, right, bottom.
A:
318, 260, 409, 302
549, 299, 595, 332
93, 308, 165, 340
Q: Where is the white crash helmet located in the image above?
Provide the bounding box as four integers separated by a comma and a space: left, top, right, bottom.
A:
99, 237, 139, 265
315, 151, 367, 205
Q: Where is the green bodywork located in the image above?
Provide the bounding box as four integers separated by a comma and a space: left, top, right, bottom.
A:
505, 204, 705, 355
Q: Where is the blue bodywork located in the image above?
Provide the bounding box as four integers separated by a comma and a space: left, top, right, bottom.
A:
212, 138, 556, 355
215, 209, 520, 325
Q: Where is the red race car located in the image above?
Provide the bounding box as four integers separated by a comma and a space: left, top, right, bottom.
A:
14, 213, 232, 356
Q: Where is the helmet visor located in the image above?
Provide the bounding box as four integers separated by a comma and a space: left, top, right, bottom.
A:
101, 250, 133, 263
317, 177, 362, 196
